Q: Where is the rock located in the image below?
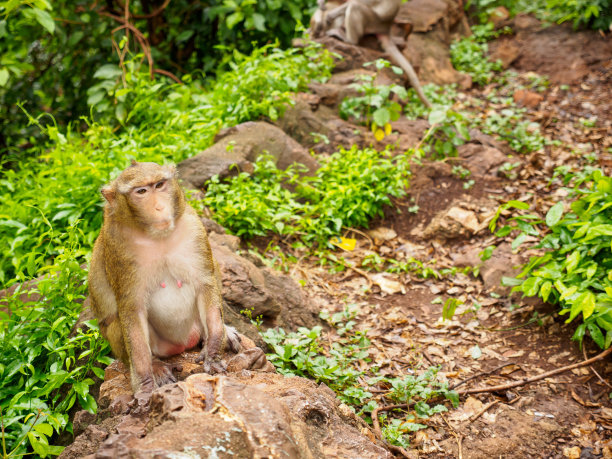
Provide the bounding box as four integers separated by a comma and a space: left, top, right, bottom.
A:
367, 227, 398, 242
316, 36, 384, 73
177, 121, 319, 189
63, 371, 391, 459
489, 40, 521, 69
451, 243, 523, 294
458, 143, 508, 177
210, 238, 319, 330
513, 89, 544, 108
489, 6, 510, 27
200, 217, 226, 235
274, 97, 370, 153
479, 243, 522, 294
423, 204, 484, 240
73, 410, 97, 437
398, 0, 448, 33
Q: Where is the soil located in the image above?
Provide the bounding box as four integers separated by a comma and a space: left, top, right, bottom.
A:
262, 18, 612, 459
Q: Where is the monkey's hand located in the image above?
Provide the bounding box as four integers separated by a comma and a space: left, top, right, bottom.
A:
152, 359, 183, 386
196, 350, 227, 375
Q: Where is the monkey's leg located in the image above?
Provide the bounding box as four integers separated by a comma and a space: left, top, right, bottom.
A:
344, 1, 369, 45
103, 317, 129, 363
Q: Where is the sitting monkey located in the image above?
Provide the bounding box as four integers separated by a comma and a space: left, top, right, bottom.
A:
89, 161, 241, 392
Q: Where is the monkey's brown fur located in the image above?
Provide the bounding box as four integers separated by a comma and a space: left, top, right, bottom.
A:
89, 161, 240, 392
311, 0, 432, 108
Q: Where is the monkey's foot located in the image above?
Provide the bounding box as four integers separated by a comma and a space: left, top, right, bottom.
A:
152, 359, 183, 386
226, 326, 242, 354
326, 28, 347, 41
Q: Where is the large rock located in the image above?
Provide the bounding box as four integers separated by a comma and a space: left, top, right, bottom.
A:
178, 121, 319, 189
275, 97, 371, 154
210, 233, 319, 330
61, 364, 391, 459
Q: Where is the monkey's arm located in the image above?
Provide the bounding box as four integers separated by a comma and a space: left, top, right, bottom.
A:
195, 284, 229, 373
118, 294, 155, 392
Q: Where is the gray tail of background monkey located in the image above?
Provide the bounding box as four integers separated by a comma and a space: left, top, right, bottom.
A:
377, 34, 432, 109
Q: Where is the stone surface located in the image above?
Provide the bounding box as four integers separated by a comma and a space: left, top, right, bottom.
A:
458, 143, 508, 177
61, 371, 391, 459
423, 203, 487, 240
178, 121, 319, 189
210, 237, 319, 330
513, 89, 544, 108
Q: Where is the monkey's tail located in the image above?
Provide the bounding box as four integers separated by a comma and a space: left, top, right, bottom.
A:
377, 34, 432, 109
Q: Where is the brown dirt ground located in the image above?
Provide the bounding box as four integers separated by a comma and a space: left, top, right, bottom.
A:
262, 19, 612, 458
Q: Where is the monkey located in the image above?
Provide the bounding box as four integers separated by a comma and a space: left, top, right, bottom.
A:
88, 160, 241, 393
311, 0, 432, 108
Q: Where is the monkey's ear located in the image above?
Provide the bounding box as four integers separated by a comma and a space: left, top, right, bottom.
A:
101, 186, 116, 206
162, 164, 178, 178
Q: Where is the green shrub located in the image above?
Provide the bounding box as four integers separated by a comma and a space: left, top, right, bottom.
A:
0, 225, 112, 456
204, 146, 412, 244
491, 170, 612, 349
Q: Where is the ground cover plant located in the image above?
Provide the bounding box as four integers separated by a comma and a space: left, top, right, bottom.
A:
491, 169, 612, 349
261, 305, 458, 449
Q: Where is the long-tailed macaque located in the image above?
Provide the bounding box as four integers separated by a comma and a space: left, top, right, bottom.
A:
89, 161, 241, 393
311, 0, 432, 108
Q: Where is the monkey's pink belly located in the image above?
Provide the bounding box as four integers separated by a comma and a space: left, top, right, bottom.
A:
153, 327, 201, 357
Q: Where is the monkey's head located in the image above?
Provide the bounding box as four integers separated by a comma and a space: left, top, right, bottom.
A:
101, 161, 186, 238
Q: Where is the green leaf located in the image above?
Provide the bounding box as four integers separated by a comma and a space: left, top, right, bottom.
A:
0, 68, 9, 86
587, 323, 605, 348
428, 108, 447, 125
31, 7, 55, 34
34, 423, 53, 437
579, 291, 596, 319
545, 202, 564, 227
93, 64, 122, 80
373, 108, 390, 127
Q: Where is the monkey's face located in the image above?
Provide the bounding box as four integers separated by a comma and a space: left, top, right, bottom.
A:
104, 162, 184, 238
128, 178, 178, 237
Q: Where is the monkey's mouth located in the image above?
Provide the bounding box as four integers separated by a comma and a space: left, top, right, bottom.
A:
151, 219, 174, 233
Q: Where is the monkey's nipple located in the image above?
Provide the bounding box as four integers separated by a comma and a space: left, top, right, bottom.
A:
160, 282, 166, 288
177, 280, 183, 288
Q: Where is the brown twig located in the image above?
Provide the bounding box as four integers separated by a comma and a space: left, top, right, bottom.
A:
583, 346, 612, 389
371, 404, 414, 458
468, 399, 500, 423
153, 68, 183, 84
442, 414, 463, 459
117, 0, 171, 18
457, 346, 612, 395
449, 363, 518, 391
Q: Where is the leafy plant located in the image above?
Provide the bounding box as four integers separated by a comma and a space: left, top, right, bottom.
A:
491, 170, 612, 349
0, 41, 332, 283
204, 146, 411, 245
339, 59, 408, 140
450, 24, 504, 86
0, 224, 112, 456
262, 306, 458, 447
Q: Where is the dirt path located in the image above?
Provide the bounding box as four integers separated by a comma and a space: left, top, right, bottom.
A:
267, 20, 612, 458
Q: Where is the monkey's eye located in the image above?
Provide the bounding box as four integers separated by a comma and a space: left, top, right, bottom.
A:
135, 188, 147, 195
155, 180, 166, 189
